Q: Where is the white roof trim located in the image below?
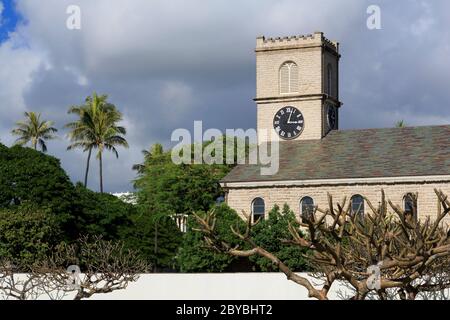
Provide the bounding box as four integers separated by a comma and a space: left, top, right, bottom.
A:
221, 175, 450, 188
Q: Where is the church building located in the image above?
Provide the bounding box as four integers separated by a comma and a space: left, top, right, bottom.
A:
221, 31, 450, 222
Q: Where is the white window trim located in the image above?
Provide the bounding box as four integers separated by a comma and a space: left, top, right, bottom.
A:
280, 62, 299, 95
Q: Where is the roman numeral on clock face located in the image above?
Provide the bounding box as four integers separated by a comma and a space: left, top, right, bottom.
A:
273, 106, 304, 140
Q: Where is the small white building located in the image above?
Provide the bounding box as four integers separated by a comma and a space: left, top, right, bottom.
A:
111, 192, 137, 205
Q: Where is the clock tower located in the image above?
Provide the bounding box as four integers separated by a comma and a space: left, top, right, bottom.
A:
255, 31, 341, 142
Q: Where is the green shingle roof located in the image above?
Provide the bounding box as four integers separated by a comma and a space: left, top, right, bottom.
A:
221, 125, 450, 183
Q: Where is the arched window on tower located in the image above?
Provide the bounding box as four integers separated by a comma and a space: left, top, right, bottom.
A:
280, 61, 299, 94
252, 197, 265, 222
300, 197, 315, 222
326, 64, 332, 96
404, 193, 418, 221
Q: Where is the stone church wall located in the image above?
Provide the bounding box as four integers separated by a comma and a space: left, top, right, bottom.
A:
226, 179, 450, 224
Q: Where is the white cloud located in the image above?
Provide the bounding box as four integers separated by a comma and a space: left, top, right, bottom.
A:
63, 66, 89, 86
0, 40, 43, 145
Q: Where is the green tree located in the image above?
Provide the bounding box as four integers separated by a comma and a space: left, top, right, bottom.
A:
132, 143, 164, 174
250, 204, 310, 272
66, 92, 129, 192
134, 140, 239, 216
120, 210, 182, 270
66, 93, 106, 187
0, 203, 60, 265
176, 204, 247, 272
133, 138, 250, 270
11, 111, 58, 152
73, 183, 135, 240
0, 144, 78, 238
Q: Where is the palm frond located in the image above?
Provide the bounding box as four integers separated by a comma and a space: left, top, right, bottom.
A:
11, 111, 57, 152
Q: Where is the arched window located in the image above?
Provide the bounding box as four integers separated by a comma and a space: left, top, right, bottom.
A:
300, 197, 315, 222
404, 193, 418, 220
326, 64, 332, 95
351, 195, 365, 217
280, 61, 299, 94
252, 197, 265, 221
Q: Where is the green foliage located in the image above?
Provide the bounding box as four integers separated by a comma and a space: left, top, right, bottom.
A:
132, 140, 247, 270
0, 144, 136, 243
135, 143, 231, 216
74, 183, 135, 240
11, 111, 58, 152
130, 137, 253, 271
0, 144, 77, 236
176, 204, 247, 272
251, 204, 310, 272
395, 120, 406, 128
120, 210, 183, 270
66, 92, 129, 192
132, 143, 164, 173
0, 203, 60, 265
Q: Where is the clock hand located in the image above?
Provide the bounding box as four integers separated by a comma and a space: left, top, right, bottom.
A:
287, 112, 301, 124
287, 110, 298, 124
287, 110, 293, 124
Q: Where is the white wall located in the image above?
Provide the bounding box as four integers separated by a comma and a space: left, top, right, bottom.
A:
5, 273, 448, 300
88, 273, 349, 300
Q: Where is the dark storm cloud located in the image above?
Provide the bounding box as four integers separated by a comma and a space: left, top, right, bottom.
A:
1, 0, 450, 192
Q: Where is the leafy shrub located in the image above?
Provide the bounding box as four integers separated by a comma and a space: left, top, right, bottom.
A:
176, 204, 247, 272
74, 183, 134, 240
121, 211, 183, 270
0, 144, 78, 239
251, 204, 310, 272
0, 203, 60, 265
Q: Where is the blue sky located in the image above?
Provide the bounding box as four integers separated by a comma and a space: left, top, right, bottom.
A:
1, 1, 450, 193
0, 0, 20, 42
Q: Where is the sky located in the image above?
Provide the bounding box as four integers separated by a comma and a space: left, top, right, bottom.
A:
1, 0, 450, 193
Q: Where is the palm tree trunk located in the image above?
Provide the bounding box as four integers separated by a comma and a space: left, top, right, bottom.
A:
99, 151, 103, 193
84, 148, 92, 187
33, 139, 37, 150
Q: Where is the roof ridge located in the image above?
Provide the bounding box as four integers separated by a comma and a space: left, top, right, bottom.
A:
330, 124, 450, 135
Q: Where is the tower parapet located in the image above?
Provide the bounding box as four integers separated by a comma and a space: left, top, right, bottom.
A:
256, 31, 339, 54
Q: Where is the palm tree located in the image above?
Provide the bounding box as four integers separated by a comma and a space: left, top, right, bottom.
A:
66, 93, 128, 192
11, 111, 58, 152
396, 120, 406, 128
132, 143, 164, 173
66, 93, 107, 187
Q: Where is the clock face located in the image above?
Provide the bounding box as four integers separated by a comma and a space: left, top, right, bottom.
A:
326, 104, 337, 131
273, 106, 304, 140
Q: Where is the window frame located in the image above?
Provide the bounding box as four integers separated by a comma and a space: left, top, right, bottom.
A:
350, 194, 365, 218
251, 197, 265, 222
404, 193, 418, 220
300, 196, 315, 222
